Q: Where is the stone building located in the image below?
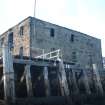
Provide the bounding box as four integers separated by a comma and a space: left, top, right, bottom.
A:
0, 16, 103, 72
0, 16, 104, 104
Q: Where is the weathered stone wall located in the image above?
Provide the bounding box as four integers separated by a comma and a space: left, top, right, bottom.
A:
0, 17, 31, 57
0, 16, 103, 72
0, 17, 104, 98
30, 17, 103, 71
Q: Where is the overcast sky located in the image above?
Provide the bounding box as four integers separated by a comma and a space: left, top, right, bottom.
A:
0, 0, 105, 56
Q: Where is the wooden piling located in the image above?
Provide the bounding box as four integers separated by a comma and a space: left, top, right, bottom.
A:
82, 69, 91, 94
71, 69, 79, 94
92, 64, 103, 95
2, 45, 15, 102
25, 65, 33, 97
43, 66, 50, 96
58, 59, 69, 96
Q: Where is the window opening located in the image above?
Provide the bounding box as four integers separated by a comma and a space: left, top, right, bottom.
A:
71, 34, 74, 42
20, 26, 24, 35
50, 28, 55, 37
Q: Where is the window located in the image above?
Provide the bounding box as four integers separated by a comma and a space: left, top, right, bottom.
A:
20, 26, 24, 35
71, 51, 77, 62
19, 47, 23, 58
51, 48, 56, 56
51, 48, 55, 51
71, 34, 74, 42
1, 37, 4, 46
50, 28, 55, 37
8, 32, 13, 49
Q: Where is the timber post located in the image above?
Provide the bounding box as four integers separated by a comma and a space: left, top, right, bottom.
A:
43, 66, 50, 96
92, 64, 103, 95
25, 64, 33, 97
58, 59, 69, 96
82, 69, 91, 94
71, 69, 79, 94
2, 45, 15, 102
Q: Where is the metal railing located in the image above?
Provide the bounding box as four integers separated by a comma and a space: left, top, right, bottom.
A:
35, 49, 62, 60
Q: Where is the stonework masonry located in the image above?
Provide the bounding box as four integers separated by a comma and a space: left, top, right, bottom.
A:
0, 16, 103, 73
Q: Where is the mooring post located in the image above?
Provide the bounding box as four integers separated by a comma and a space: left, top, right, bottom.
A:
92, 64, 103, 95
25, 65, 33, 97
58, 59, 69, 96
82, 69, 91, 94
2, 45, 15, 102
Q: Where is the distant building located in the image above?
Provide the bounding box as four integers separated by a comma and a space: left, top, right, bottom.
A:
0, 16, 103, 71
103, 57, 105, 68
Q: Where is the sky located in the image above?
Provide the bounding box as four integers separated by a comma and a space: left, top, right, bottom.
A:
0, 0, 105, 56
